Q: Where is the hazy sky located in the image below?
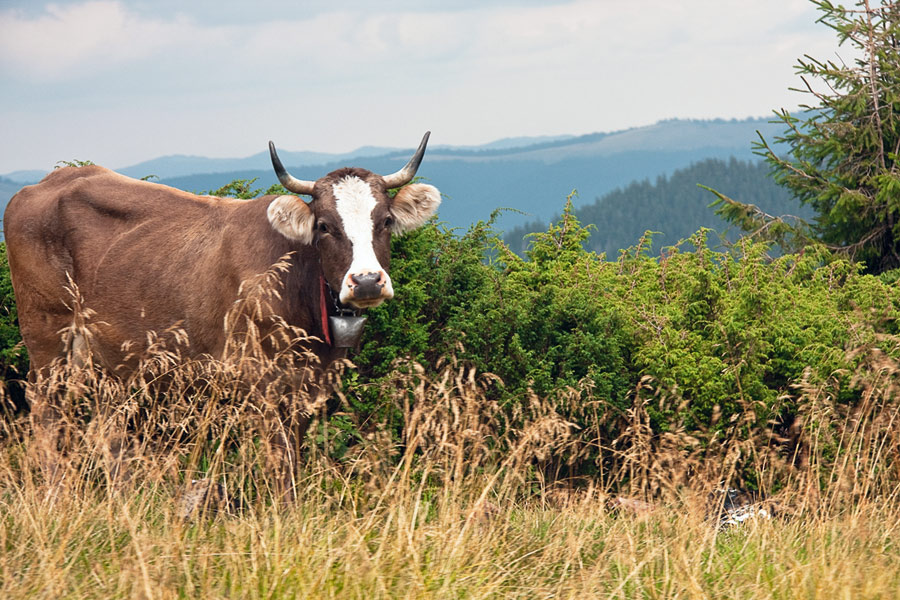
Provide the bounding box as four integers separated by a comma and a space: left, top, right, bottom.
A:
1, 0, 841, 173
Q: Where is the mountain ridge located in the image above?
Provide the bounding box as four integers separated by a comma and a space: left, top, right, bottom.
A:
2, 117, 781, 183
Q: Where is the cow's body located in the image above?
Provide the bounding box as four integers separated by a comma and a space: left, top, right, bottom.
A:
6, 166, 336, 372
4, 134, 440, 491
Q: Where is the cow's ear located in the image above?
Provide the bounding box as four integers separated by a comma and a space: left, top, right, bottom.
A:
389, 183, 441, 234
267, 195, 315, 244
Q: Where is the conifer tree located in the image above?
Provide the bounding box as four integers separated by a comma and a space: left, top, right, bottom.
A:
714, 0, 900, 272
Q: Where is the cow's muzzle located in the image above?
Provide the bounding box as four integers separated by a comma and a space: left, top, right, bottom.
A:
345, 271, 392, 307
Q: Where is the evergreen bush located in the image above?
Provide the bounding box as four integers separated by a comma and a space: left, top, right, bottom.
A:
351, 200, 900, 477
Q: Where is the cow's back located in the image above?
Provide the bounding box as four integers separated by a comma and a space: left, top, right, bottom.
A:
4, 166, 300, 373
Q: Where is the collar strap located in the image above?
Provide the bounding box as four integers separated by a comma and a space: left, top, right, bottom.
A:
319, 274, 332, 346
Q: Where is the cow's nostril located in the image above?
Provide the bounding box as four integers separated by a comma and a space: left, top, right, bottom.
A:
350, 272, 381, 287
348, 271, 387, 301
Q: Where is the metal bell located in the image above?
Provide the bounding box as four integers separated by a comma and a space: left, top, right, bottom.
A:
329, 315, 367, 348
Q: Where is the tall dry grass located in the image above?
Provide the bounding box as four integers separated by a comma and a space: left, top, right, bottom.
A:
1, 266, 900, 598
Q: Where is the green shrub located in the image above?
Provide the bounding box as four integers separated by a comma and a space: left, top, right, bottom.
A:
0, 242, 28, 411
348, 198, 900, 479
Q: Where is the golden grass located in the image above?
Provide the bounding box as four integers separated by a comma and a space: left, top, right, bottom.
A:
3, 450, 900, 599
2, 270, 900, 598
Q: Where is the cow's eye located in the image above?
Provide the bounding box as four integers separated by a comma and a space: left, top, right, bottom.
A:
318, 221, 329, 234
383, 216, 394, 230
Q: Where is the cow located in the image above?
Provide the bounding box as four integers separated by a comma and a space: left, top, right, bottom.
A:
4, 133, 441, 493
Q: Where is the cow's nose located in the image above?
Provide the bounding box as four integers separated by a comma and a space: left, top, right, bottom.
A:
348, 271, 387, 301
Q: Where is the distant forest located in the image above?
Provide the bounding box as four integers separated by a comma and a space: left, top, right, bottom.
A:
504, 158, 813, 256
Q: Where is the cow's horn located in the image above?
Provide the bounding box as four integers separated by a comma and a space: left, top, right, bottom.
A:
269, 141, 315, 196
382, 132, 430, 189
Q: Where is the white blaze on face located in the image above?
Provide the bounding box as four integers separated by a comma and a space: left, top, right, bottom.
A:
332, 175, 394, 305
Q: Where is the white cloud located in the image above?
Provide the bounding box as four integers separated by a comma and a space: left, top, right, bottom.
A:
0, 0, 841, 171
0, 0, 828, 88
0, 1, 216, 79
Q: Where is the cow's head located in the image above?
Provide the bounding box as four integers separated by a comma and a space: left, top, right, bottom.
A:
266, 132, 440, 309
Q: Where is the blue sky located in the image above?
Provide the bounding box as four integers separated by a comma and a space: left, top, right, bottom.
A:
0, 0, 839, 173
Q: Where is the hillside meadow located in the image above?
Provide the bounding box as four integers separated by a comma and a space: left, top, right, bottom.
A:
1, 204, 900, 598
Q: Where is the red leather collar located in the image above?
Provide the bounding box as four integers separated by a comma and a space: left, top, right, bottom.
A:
319, 274, 332, 346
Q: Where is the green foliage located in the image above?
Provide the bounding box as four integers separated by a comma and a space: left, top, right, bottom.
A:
0, 243, 27, 382
716, 1, 900, 274
53, 159, 94, 168
203, 178, 287, 199
618, 234, 893, 431
702, 184, 814, 254
485, 198, 629, 406
352, 199, 900, 475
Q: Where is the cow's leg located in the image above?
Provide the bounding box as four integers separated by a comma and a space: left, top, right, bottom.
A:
263, 355, 342, 503
103, 420, 135, 491
28, 326, 129, 492
266, 409, 306, 503
28, 367, 66, 490
21, 303, 92, 491
68, 338, 131, 490
266, 390, 325, 504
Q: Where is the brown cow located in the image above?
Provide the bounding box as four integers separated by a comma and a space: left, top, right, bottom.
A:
4, 133, 440, 491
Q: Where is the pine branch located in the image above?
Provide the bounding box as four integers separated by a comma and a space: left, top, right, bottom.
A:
701, 185, 813, 253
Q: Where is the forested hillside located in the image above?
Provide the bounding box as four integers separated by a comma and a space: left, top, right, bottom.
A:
504, 158, 811, 256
